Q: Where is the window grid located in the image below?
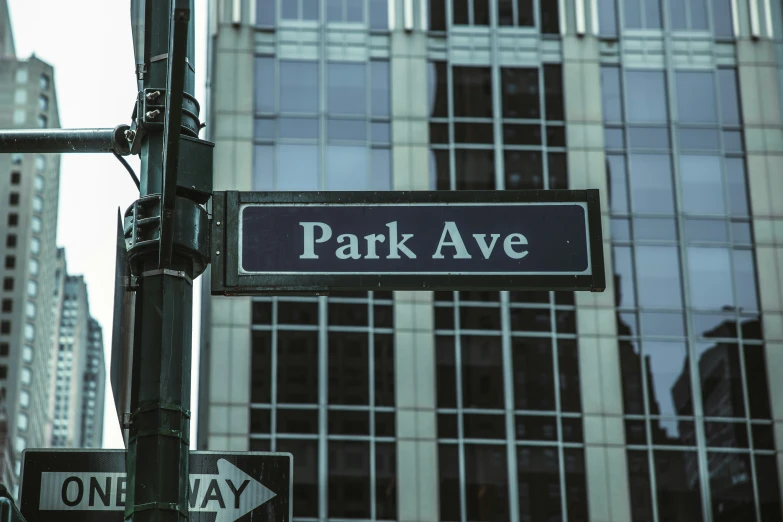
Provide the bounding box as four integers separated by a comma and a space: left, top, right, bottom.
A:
249, 293, 396, 521
428, 0, 559, 33
257, 0, 389, 30
602, 64, 779, 522
429, 58, 585, 522
253, 57, 391, 192
598, 0, 736, 39
429, 62, 566, 192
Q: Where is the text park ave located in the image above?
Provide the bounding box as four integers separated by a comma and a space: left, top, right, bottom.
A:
300, 221, 529, 261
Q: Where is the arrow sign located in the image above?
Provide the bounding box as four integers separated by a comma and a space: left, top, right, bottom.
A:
189, 459, 276, 522
20, 450, 292, 522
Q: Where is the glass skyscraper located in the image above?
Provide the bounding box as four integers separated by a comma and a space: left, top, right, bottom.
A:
199, 0, 783, 520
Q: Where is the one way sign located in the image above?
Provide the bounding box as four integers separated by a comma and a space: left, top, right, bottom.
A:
19, 450, 292, 522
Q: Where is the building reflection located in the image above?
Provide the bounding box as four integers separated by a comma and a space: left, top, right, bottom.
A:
615, 272, 763, 520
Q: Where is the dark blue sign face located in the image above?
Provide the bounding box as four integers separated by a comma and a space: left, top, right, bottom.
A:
240, 203, 590, 275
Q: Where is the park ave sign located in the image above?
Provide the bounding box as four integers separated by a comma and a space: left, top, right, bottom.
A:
20, 450, 292, 522
210, 190, 606, 295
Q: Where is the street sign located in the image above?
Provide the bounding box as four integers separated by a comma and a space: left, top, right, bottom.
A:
19, 450, 292, 522
211, 189, 605, 295
109, 209, 134, 446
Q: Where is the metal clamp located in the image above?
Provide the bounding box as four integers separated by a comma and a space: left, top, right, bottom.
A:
124, 194, 210, 279
140, 268, 193, 285
132, 401, 192, 417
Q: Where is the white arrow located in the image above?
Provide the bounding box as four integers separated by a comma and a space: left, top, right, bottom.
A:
189, 459, 277, 522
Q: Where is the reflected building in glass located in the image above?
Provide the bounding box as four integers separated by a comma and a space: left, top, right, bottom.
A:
199, 1, 783, 521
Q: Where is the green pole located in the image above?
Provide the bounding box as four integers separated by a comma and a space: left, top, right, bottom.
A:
124, 1, 203, 522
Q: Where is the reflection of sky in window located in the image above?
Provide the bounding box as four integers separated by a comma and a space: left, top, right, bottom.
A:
645, 342, 688, 438
688, 247, 733, 310
635, 246, 682, 309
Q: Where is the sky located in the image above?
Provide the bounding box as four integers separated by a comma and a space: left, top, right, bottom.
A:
7, 0, 209, 450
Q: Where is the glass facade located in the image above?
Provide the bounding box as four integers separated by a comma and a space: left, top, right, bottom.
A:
253, 58, 391, 191
250, 39, 396, 520
603, 62, 780, 521
428, 58, 587, 521
204, 0, 783, 521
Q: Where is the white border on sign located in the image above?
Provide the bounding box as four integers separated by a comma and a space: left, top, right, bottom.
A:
236, 202, 593, 276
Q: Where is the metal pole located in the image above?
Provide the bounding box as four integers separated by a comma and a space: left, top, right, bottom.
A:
0, 126, 130, 154
124, 1, 200, 522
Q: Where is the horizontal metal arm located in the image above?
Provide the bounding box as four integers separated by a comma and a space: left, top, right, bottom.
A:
0, 125, 131, 155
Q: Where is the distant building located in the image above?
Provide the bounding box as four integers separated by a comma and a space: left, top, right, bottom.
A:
0, 0, 61, 496
80, 318, 105, 448
50, 275, 89, 448
46, 256, 106, 450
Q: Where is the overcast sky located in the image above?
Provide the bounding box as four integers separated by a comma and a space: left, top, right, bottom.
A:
7, 0, 208, 450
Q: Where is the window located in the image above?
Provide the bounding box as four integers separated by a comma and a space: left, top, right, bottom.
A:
369, 0, 388, 29
452, 0, 490, 26
328, 441, 371, 518
326, 0, 364, 22
276, 439, 318, 517
712, 0, 733, 38
256, 0, 275, 25
10, 172, 20, 185
14, 436, 26, 454
38, 95, 48, 112
35, 155, 46, 171
15, 68, 27, 83
280, 61, 319, 113
30, 238, 40, 255
32, 196, 43, 213
25, 302, 35, 320
34, 175, 45, 192
27, 280, 37, 297
4, 257, 14, 269
676, 71, 717, 124
669, 0, 708, 30
328, 62, 366, 116
0, 321, 9, 334
7, 214, 18, 227
328, 332, 369, 404
12, 109, 25, 124
24, 323, 34, 342
39, 74, 49, 90
31, 216, 42, 234
1, 300, 10, 313
14, 88, 27, 104
2, 278, 13, 291
19, 390, 29, 407
6, 235, 16, 248
9, 193, 19, 206
20, 367, 31, 385
281, 0, 318, 21
21, 346, 32, 363
453, 66, 493, 118
37, 115, 47, 128
623, 0, 662, 29
626, 70, 668, 123
0, 343, 7, 356
17, 413, 27, 431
